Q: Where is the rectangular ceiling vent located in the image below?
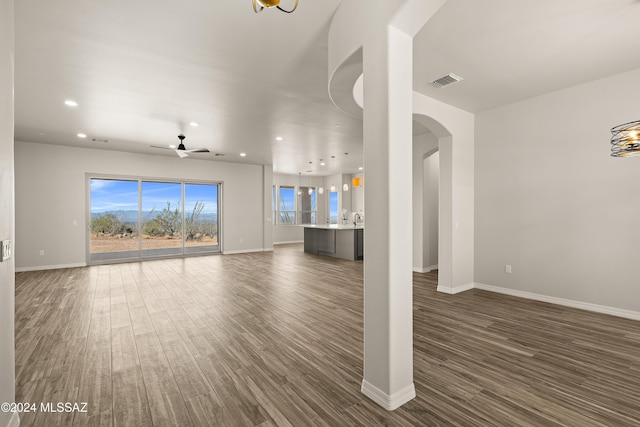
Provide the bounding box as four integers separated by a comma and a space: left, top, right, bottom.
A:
431, 73, 463, 88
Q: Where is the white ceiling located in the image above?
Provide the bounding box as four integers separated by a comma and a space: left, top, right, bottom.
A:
414, 0, 640, 112
14, 0, 640, 175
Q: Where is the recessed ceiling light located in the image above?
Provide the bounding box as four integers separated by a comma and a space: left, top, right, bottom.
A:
358, 167, 363, 170
189, 122, 199, 127
64, 100, 78, 107
320, 162, 325, 166
169, 145, 176, 149
275, 136, 283, 141
77, 133, 87, 138
240, 152, 247, 157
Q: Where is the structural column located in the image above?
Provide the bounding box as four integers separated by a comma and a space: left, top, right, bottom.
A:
361, 22, 415, 410
0, 0, 16, 426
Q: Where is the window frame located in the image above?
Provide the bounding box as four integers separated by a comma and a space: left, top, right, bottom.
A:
277, 185, 297, 225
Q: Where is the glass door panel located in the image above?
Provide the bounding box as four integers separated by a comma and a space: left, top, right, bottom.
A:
141, 181, 183, 257
89, 179, 140, 261
184, 183, 220, 254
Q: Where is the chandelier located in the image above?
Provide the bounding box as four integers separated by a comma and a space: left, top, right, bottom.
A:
252, 0, 299, 13
611, 120, 640, 157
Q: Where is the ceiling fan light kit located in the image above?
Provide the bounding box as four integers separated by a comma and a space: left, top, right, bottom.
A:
252, 0, 298, 13
151, 134, 210, 158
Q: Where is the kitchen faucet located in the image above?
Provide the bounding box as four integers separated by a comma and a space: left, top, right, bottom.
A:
353, 212, 362, 226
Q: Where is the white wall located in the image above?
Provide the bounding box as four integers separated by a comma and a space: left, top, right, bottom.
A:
15, 141, 270, 269
0, 0, 15, 425
424, 151, 439, 270
475, 67, 640, 313
350, 173, 364, 214
262, 166, 274, 251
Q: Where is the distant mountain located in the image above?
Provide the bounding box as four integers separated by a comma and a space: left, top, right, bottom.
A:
91, 210, 217, 223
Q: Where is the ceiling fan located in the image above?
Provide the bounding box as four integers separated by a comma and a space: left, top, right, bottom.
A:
151, 134, 210, 158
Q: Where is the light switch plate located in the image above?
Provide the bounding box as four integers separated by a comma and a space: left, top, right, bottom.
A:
0, 240, 11, 262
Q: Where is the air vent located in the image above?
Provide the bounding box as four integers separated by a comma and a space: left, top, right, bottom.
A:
431, 73, 463, 88
91, 137, 109, 143
214, 153, 225, 157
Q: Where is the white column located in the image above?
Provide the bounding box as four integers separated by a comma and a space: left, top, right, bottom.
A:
0, 0, 16, 426
361, 23, 415, 410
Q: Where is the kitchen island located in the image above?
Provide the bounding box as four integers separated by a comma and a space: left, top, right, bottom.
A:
303, 224, 364, 261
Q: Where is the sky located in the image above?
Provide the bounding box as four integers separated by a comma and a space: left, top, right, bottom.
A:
330, 191, 338, 222
90, 179, 218, 215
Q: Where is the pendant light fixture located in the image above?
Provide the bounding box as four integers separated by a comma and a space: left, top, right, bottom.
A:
252, 0, 298, 13
297, 172, 302, 196
611, 119, 640, 157
318, 158, 325, 194
342, 152, 349, 192
330, 156, 336, 192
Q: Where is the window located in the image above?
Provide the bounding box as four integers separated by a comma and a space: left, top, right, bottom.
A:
278, 186, 296, 224
89, 177, 220, 263
329, 191, 338, 224
298, 187, 316, 224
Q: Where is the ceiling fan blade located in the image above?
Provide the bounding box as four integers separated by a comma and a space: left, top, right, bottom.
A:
185, 148, 210, 153
150, 145, 172, 150
176, 150, 189, 158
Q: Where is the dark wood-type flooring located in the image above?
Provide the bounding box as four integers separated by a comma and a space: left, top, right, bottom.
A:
14, 244, 640, 426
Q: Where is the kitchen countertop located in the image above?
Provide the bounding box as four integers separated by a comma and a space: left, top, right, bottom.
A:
302, 224, 364, 230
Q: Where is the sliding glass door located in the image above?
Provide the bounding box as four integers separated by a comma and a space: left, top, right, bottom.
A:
89, 179, 140, 261
141, 181, 183, 257
88, 176, 221, 264
184, 183, 219, 254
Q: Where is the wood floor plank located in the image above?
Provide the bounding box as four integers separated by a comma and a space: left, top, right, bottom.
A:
111, 326, 140, 373
112, 366, 153, 427
14, 245, 640, 426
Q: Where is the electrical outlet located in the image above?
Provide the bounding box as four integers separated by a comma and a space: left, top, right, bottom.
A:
505, 264, 512, 274
0, 240, 11, 262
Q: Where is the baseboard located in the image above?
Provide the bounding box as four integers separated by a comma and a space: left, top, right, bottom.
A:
223, 248, 269, 255
15, 262, 86, 272
361, 380, 416, 411
273, 240, 303, 245
7, 411, 19, 427
474, 283, 640, 321
437, 282, 474, 295
413, 264, 438, 273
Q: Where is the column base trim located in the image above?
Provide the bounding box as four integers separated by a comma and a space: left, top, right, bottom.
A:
361, 380, 416, 411
437, 282, 474, 294
412, 264, 438, 273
